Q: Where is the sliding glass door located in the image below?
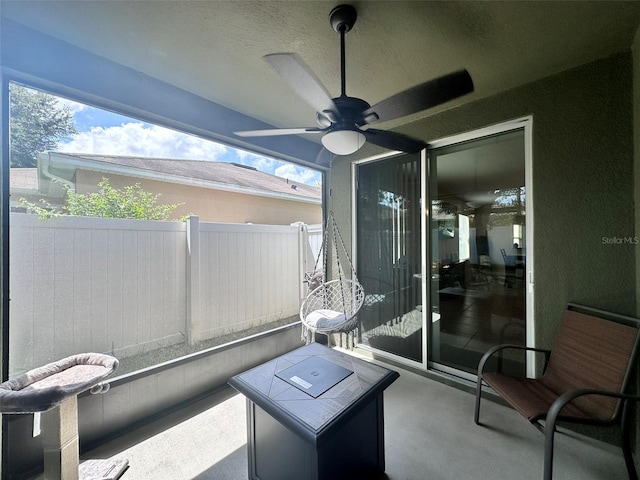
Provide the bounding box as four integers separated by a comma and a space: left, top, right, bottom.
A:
356, 153, 423, 363
428, 127, 528, 377
355, 119, 531, 378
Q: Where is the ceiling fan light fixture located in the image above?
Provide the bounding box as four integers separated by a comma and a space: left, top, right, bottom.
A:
321, 129, 366, 155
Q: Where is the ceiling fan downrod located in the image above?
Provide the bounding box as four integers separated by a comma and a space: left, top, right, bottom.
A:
329, 5, 357, 98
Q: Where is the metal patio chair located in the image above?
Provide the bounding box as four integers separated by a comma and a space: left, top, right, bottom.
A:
474, 303, 640, 480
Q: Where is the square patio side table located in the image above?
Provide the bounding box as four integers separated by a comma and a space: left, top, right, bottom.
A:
228, 343, 399, 480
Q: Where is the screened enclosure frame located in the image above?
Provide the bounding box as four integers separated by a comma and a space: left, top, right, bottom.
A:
0, 71, 329, 474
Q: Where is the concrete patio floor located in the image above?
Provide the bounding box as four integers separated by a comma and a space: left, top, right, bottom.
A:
31, 350, 630, 480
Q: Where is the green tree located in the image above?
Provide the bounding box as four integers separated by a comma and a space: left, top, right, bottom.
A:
20, 178, 183, 221
9, 84, 77, 167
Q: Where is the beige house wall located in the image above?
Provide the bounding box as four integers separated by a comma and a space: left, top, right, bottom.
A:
75, 170, 322, 225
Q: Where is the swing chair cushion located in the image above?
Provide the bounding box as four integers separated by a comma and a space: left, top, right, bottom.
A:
300, 279, 365, 339
304, 309, 348, 331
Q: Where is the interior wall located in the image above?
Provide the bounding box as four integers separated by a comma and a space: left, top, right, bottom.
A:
330, 51, 636, 351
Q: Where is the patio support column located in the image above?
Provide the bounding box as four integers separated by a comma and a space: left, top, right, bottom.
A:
186, 215, 201, 345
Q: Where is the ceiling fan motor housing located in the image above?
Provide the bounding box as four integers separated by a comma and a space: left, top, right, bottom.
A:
316, 96, 372, 128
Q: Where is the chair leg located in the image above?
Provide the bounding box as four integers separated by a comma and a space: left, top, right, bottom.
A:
474, 376, 483, 425
621, 402, 638, 480
543, 424, 556, 480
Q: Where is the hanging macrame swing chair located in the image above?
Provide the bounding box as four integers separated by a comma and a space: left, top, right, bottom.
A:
300, 212, 365, 347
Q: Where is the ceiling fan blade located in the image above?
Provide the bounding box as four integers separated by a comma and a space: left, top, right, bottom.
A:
264, 53, 338, 118
363, 129, 426, 153
364, 69, 473, 124
234, 127, 324, 137
315, 147, 335, 166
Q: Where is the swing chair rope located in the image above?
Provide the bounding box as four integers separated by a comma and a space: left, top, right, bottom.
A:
310, 211, 359, 285
329, 212, 358, 284
310, 217, 329, 284
330, 215, 348, 316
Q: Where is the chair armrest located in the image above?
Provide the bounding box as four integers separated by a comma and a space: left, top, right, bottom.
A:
546, 389, 640, 428
477, 344, 551, 379
544, 389, 640, 480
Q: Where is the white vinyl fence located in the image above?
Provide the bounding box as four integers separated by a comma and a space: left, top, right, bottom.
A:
9, 214, 320, 376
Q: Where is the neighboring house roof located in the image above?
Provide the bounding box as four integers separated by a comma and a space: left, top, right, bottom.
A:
36, 152, 322, 204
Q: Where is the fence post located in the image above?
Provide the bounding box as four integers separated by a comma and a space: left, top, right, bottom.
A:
292, 222, 308, 303
186, 215, 201, 345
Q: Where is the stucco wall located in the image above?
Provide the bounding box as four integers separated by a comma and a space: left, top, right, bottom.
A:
329, 51, 636, 350
76, 170, 322, 225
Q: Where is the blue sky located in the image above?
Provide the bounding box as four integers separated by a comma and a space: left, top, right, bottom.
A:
73, 107, 133, 130
56, 98, 322, 186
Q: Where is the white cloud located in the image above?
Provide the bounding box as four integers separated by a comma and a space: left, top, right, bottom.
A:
58, 122, 228, 160
235, 150, 321, 186
275, 164, 321, 186
233, 150, 279, 171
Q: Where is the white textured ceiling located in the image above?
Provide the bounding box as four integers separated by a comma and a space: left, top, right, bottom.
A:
2, 1, 640, 147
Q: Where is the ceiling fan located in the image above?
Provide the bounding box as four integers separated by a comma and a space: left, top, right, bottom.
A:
235, 4, 474, 165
